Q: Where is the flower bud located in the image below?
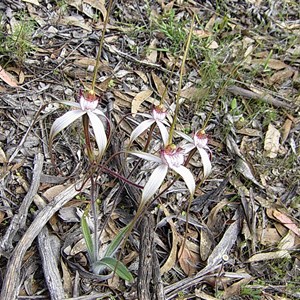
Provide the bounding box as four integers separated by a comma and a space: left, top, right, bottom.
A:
194, 130, 208, 148
152, 104, 167, 122
161, 144, 184, 168
79, 90, 98, 111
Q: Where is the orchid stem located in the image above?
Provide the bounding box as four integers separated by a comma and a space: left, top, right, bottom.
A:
168, 15, 194, 145
159, 57, 178, 106
91, 0, 113, 92
83, 114, 94, 161
90, 175, 99, 262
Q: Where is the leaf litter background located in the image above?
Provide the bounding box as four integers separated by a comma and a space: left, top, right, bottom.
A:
0, 0, 299, 299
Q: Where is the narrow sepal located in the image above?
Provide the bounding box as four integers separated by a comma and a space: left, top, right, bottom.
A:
198, 147, 212, 178
87, 111, 107, 158
172, 165, 196, 195
142, 164, 168, 204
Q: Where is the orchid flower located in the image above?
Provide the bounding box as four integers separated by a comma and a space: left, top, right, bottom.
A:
179, 130, 212, 178
130, 104, 169, 146
49, 89, 108, 158
131, 144, 195, 205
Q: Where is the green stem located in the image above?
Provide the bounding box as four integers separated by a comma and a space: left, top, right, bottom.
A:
168, 15, 195, 145
201, 44, 259, 131
90, 176, 99, 262
159, 57, 178, 106
91, 0, 114, 92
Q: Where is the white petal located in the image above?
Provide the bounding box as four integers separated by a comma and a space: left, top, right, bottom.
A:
172, 165, 195, 195
61, 101, 81, 108
87, 111, 107, 157
49, 110, 85, 146
129, 119, 155, 144
156, 121, 169, 146
198, 147, 212, 178
176, 131, 194, 143
93, 108, 107, 117
130, 151, 162, 163
182, 143, 196, 154
142, 164, 168, 204
137, 113, 153, 118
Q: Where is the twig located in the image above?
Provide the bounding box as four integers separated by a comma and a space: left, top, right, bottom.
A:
38, 227, 65, 300
0, 179, 91, 300
152, 238, 165, 300
137, 213, 154, 300
227, 85, 294, 109
8, 105, 45, 163
103, 43, 172, 74
0, 153, 44, 253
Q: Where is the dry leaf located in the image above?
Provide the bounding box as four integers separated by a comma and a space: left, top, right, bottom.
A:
134, 71, 148, 83
193, 29, 212, 38
246, 250, 290, 263
207, 219, 240, 266
0, 147, 7, 163
256, 227, 281, 246
281, 118, 293, 144
108, 273, 120, 290
22, 0, 40, 5
244, 44, 254, 58
74, 58, 97, 67
178, 241, 199, 276
269, 68, 294, 84
146, 39, 158, 63
181, 86, 209, 101
70, 238, 86, 255
84, 0, 107, 19
43, 185, 67, 202
60, 15, 91, 31
67, 0, 106, 19
131, 90, 152, 116
200, 228, 213, 261
0, 65, 18, 87
160, 206, 179, 274
151, 71, 167, 98
205, 14, 216, 31
251, 58, 288, 70
0, 211, 5, 225
208, 41, 219, 49
113, 90, 132, 108
61, 258, 72, 297
223, 277, 253, 299
236, 128, 261, 137
235, 158, 264, 189
195, 290, 219, 300
272, 209, 300, 237
6, 67, 25, 85
207, 199, 229, 231
278, 231, 296, 250
264, 123, 280, 158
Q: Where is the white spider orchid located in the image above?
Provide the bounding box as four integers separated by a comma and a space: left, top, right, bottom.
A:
49, 89, 108, 158
179, 130, 212, 178
130, 104, 169, 146
131, 144, 195, 205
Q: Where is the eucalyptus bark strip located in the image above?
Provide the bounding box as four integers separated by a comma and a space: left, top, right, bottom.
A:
0, 153, 44, 253
0, 179, 90, 300
38, 226, 65, 300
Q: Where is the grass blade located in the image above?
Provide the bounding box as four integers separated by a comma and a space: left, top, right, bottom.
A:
93, 257, 134, 282
80, 211, 94, 263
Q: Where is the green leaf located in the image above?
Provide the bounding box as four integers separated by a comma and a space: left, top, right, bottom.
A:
105, 223, 133, 257
93, 257, 134, 282
231, 98, 237, 111
81, 213, 94, 262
